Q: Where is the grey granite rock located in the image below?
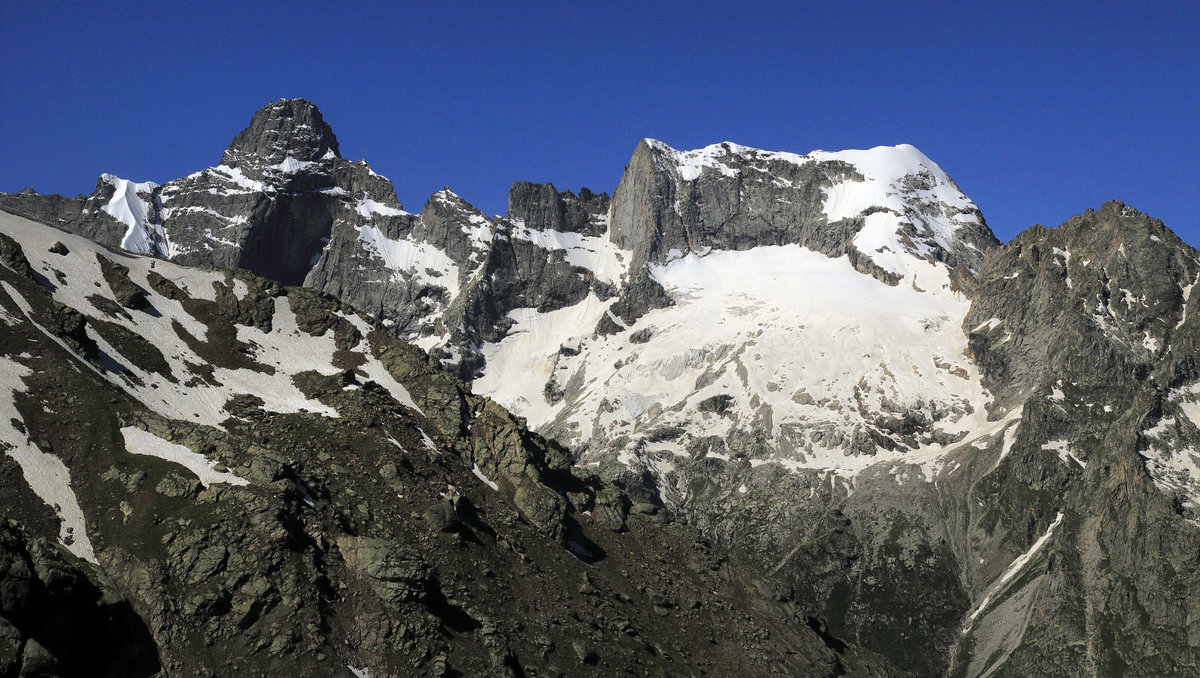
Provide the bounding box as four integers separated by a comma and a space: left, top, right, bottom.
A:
507, 182, 609, 238
603, 139, 999, 326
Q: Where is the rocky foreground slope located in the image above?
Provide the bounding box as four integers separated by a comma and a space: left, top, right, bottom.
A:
4, 99, 1200, 676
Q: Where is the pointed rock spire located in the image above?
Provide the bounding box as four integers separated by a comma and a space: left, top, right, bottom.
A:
221, 98, 341, 167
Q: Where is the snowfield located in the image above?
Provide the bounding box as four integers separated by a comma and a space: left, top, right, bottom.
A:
478, 243, 992, 478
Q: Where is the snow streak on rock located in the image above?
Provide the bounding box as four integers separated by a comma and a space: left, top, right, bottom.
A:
0, 356, 96, 562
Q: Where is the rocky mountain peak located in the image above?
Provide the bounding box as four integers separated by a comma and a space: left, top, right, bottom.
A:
423, 187, 477, 214
221, 98, 341, 168
967, 200, 1200, 409
1054, 200, 1185, 251
409, 188, 496, 264
611, 138, 998, 287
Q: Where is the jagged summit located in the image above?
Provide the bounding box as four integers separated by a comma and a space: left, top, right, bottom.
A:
1017, 200, 1188, 250
628, 138, 998, 276
221, 98, 341, 169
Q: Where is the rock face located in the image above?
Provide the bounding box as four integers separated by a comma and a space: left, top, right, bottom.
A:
0, 521, 159, 677
4, 99, 401, 286
938, 202, 1200, 676
967, 201, 1199, 410
6, 98, 1200, 676
222, 97, 340, 168
159, 100, 401, 285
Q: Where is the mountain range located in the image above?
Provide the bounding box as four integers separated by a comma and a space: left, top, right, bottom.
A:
1, 98, 1198, 677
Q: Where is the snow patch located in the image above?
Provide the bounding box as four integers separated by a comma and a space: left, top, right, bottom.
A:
992, 420, 1022, 470
420, 429, 439, 454
1041, 439, 1085, 468
1178, 272, 1199, 329
356, 224, 459, 299
644, 139, 744, 181
120, 427, 249, 487
271, 156, 317, 174
210, 165, 270, 194
356, 198, 409, 219
508, 219, 630, 286
964, 512, 1064, 632
0, 357, 96, 562
471, 464, 499, 491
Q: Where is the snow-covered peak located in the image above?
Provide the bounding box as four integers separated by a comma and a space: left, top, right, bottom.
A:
810, 144, 989, 277
809, 144, 977, 221
638, 138, 993, 279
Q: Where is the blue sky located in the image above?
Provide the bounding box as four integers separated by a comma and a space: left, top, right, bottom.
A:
2, 2, 1197, 246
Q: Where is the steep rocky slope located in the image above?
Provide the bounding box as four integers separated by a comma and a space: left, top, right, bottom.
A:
948, 202, 1200, 675
0, 209, 862, 677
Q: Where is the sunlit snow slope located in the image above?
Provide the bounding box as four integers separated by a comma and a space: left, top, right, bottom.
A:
474, 141, 999, 487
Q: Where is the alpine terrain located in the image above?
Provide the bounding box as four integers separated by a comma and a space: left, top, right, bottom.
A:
2, 98, 1198, 677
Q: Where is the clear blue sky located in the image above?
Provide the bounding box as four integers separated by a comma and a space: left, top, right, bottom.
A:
2, 1, 1197, 246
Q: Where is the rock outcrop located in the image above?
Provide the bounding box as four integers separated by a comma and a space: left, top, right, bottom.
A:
0, 521, 159, 677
